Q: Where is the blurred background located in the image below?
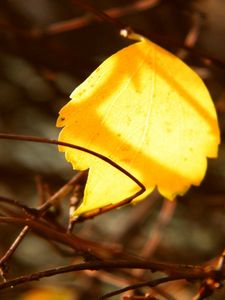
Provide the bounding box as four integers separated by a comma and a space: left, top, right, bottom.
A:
0, 0, 224, 299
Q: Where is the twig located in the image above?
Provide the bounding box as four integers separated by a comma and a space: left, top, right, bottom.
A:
122, 296, 159, 300
176, 10, 202, 60
0, 130, 144, 278
70, 0, 125, 30
68, 183, 84, 232
0, 172, 87, 274
1, 0, 225, 69
130, 200, 176, 297
112, 193, 159, 243
0, 226, 30, 273
0, 259, 219, 291
42, 0, 225, 70
99, 276, 182, 299
138, 199, 176, 261
38, 171, 87, 213
215, 249, 225, 272
0, 133, 146, 219
0, 216, 122, 259
35, 175, 48, 206
192, 249, 225, 300
0, 196, 34, 214
45, 0, 159, 35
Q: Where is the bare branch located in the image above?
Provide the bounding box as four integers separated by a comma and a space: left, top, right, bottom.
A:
0, 133, 146, 219
45, 0, 160, 35
0, 258, 222, 291
99, 276, 182, 299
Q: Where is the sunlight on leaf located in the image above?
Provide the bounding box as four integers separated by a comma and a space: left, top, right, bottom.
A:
57, 37, 220, 218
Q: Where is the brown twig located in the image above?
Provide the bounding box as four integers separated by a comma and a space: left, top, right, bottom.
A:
38, 171, 87, 213
122, 296, 159, 300
99, 276, 182, 299
192, 249, 225, 300
35, 175, 48, 206
0, 196, 34, 214
129, 199, 176, 298
1, 0, 225, 69
0, 258, 222, 291
176, 10, 202, 60
0, 172, 87, 276
40, 0, 225, 70
68, 183, 84, 232
45, 0, 159, 35
69, 0, 125, 30
0, 130, 145, 279
0, 133, 146, 219
138, 199, 176, 261
0, 226, 30, 275
0, 216, 122, 260
112, 193, 159, 243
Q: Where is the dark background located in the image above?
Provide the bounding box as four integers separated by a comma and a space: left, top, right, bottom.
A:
0, 0, 224, 299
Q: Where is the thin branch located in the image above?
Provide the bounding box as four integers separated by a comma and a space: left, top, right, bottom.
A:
215, 249, 225, 272
137, 199, 176, 262
130, 200, 176, 291
35, 175, 48, 206
0, 226, 30, 271
0, 259, 221, 291
1, 0, 225, 69
0, 216, 123, 259
70, 0, 125, 30
153, 34, 225, 69
0, 197, 35, 271
38, 171, 87, 213
41, 0, 225, 69
45, 0, 159, 35
176, 10, 202, 60
99, 276, 182, 299
0, 133, 146, 219
0, 196, 34, 214
0, 172, 87, 271
192, 249, 225, 300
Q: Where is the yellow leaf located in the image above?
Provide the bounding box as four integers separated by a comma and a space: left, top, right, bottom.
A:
21, 287, 74, 300
57, 37, 220, 218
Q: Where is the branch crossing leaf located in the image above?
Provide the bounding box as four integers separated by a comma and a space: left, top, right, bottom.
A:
57, 36, 220, 218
